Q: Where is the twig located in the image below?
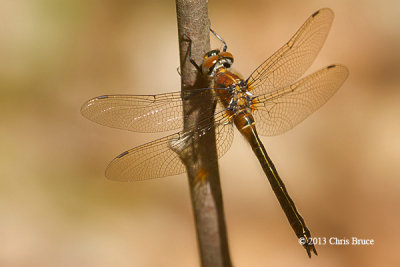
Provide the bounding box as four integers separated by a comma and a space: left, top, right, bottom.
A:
175, 1, 232, 266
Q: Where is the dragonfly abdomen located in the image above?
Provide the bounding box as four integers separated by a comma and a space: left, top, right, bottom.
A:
233, 111, 257, 137
236, 115, 317, 256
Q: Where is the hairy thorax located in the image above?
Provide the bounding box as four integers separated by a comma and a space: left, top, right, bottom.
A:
213, 68, 256, 132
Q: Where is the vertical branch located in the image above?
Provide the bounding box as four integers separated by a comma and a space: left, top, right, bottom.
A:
176, 1, 232, 266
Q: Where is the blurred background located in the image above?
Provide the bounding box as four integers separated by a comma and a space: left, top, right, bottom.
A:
1, 0, 399, 266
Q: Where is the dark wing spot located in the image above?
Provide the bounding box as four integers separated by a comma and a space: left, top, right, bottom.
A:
97, 95, 108, 99
327, 64, 336, 69
117, 151, 129, 158
312, 10, 320, 18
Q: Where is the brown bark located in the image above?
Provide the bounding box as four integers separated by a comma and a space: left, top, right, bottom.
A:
175, 1, 232, 266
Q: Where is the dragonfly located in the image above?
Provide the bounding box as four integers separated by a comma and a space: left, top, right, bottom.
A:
81, 8, 348, 257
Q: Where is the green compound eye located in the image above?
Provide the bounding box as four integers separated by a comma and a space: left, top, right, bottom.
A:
204, 49, 220, 60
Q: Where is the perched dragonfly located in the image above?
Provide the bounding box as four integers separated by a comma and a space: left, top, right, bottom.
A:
81, 8, 348, 257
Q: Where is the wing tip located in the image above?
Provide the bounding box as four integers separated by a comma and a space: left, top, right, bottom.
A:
80, 95, 109, 117
315, 7, 334, 17
80, 100, 90, 117
311, 10, 320, 18
117, 151, 129, 158
326, 64, 350, 78
105, 160, 129, 182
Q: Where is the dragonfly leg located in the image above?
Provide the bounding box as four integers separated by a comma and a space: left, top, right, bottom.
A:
210, 28, 227, 52
183, 32, 202, 73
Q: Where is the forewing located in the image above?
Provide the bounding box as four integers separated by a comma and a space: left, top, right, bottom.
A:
81, 93, 184, 133
247, 8, 334, 95
252, 65, 349, 136
81, 89, 229, 133
105, 111, 234, 181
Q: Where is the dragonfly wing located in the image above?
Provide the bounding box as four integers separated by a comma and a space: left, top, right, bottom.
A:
214, 112, 235, 159
252, 64, 349, 136
247, 8, 334, 95
106, 131, 187, 181
81, 89, 223, 133
105, 111, 233, 181
81, 93, 184, 132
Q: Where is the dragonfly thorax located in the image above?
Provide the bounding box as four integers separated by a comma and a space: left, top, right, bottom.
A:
201, 50, 234, 76
213, 69, 255, 116
227, 84, 254, 115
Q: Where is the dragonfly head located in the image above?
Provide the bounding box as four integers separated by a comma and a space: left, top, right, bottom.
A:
202, 50, 234, 76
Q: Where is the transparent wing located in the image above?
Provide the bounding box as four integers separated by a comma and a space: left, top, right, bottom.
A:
81, 89, 229, 133
252, 64, 349, 136
105, 111, 234, 181
81, 93, 185, 133
247, 8, 334, 96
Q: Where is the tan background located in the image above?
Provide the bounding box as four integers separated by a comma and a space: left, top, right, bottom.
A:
1, 0, 399, 266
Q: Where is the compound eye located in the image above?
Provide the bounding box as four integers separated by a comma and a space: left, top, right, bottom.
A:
202, 55, 218, 74
204, 49, 220, 59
